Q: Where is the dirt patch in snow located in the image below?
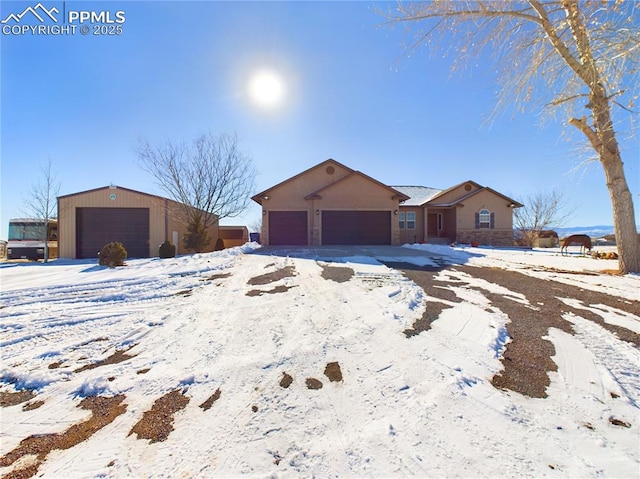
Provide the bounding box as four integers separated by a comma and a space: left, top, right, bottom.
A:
129, 389, 189, 443
0, 390, 35, 408
74, 345, 137, 373
279, 372, 293, 388
22, 400, 45, 411
305, 378, 323, 390
199, 388, 221, 411
0, 395, 127, 479
609, 416, 631, 428
383, 264, 462, 337
320, 265, 354, 283
324, 362, 343, 382
247, 266, 296, 286
202, 272, 231, 281
246, 285, 297, 296
404, 302, 452, 338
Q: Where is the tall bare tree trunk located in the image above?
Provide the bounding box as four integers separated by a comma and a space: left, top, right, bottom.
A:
570, 90, 640, 273
607, 167, 640, 274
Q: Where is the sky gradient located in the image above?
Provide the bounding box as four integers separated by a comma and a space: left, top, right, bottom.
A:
1, 0, 638, 240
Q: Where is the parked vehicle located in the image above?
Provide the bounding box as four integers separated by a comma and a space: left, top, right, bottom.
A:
6, 218, 58, 260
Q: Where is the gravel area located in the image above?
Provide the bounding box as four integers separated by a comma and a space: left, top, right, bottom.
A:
393, 263, 639, 398
0, 395, 127, 479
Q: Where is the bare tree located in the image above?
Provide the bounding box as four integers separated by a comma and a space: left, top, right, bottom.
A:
385, 0, 640, 273
137, 132, 256, 252
248, 218, 262, 234
25, 159, 60, 262
514, 189, 573, 246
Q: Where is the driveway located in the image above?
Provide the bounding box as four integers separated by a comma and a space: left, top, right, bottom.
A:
250, 244, 465, 268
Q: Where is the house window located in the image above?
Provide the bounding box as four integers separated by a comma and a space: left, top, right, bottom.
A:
399, 211, 415, 229
406, 211, 416, 230
477, 209, 494, 229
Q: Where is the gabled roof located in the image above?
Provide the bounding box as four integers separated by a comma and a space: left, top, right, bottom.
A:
426, 180, 484, 204
251, 159, 354, 205
427, 181, 523, 208
57, 185, 220, 218
58, 185, 170, 202
391, 186, 442, 206
305, 171, 410, 201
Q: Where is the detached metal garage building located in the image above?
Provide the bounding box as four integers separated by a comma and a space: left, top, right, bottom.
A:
58, 186, 220, 259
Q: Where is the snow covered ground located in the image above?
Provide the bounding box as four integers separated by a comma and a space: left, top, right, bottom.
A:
0, 243, 638, 478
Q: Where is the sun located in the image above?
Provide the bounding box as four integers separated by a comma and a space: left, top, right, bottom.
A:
247, 69, 285, 108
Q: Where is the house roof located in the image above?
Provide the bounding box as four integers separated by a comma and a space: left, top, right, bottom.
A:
251, 159, 355, 205
426, 180, 484, 204
305, 171, 410, 201
251, 162, 522, 210
391, 186, 442, 206
426, 181, 523, 208
252, 159, 409, 205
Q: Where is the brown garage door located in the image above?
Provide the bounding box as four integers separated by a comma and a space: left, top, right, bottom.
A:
322, 211, 391, 245
76, 207, 150, 258
269, 211, 308, 245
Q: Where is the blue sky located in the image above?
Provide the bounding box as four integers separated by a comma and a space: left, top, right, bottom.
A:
1, 0, 638, 240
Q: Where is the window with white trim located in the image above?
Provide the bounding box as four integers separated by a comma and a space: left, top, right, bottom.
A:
478, 209, 491, 229
398, 211, 405, 229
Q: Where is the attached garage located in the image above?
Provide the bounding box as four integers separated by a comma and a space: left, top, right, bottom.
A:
252, 159, 409, 246
268, 211, 308, 245
76, 207, 150, 259
322, 211, 391, 245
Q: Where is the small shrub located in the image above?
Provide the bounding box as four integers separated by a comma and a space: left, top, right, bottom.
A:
183, 217, 210, 253
214, 238, 225, 251
159, 241, 176, 258
99, 242, 127, 267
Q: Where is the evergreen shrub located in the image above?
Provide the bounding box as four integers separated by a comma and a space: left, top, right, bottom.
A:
99, 241, 127, 268
159, 241, 176, 258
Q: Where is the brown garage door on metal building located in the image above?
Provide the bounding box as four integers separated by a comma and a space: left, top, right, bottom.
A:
322, 210, 391, 245
269, 211, 308, 245
76, 207, 150, 258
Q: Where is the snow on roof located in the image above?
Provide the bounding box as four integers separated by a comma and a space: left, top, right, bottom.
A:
391, 186, 442, 206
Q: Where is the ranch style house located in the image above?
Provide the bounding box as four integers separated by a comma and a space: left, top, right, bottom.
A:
252, 159, 523, 247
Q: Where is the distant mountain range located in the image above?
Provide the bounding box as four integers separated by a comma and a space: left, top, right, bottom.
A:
555, 225, 615, 238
